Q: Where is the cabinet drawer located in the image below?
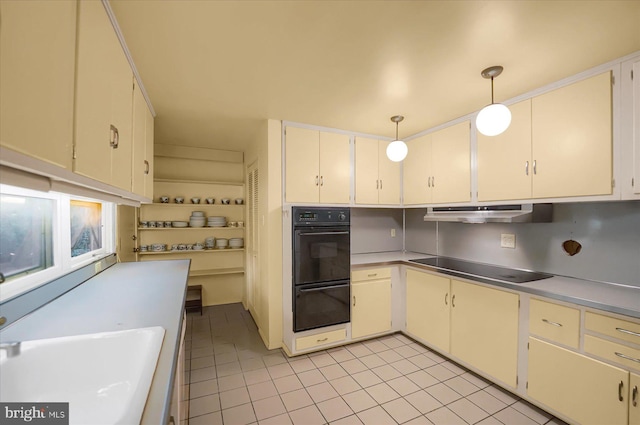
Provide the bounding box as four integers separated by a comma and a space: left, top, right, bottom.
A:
585, 311, 640, 345
529, 298, 580, 349
296, 329, 346, 351
351, 267, 391, 282
585, 334, 640, 371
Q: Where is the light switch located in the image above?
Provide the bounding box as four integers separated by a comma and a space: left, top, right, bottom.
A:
391, 229, 396, 238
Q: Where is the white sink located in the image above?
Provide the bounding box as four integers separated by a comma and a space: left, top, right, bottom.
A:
0, 327, 165, 425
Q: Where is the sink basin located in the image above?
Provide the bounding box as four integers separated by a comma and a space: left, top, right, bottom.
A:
0, 327, 165, 425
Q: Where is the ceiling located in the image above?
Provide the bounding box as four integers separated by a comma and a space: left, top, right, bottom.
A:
110, 1, 640, 152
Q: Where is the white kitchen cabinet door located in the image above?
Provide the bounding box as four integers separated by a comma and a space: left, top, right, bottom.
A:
319, 132, 350, 204
377, 141, 401, 204
355, 137, 381, 204
430, 121, 471, 204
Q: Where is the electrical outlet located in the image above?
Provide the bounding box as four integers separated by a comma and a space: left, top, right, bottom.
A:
391, 228, 396, 238
501, 233, 516, 249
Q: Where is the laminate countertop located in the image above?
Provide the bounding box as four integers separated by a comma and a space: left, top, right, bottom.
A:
0, 259, 190, 425
352, 251, 640, 319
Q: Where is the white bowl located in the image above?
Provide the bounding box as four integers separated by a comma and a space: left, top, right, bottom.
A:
191, 211, 205, 217
172, 221, 188, 228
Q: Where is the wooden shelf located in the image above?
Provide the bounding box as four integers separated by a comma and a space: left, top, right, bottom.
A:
154, 178, 244, 186
139, 248, 244, 255
138, 227, 244, 231
189, 267, 245, 277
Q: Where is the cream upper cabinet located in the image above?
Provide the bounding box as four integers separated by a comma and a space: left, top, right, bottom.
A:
74, 0, 134, 191
131, 82, 154, 199
478, 72, 612, 201
351, 268, 392, 339
354, 138, 401, 205
0, 0, 77, 170
403, 121, 470, 205
531, 71, 613, 198
406, 269, 450, 352
450, 279, 519, 388
285, 127, 350, 204
403, 134, 431, 205
528, 337, 629, 425
633, 60, 640, 196
477, 100, 533, 201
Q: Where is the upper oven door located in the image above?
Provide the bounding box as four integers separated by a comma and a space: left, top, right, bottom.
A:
293, 226, 350, 285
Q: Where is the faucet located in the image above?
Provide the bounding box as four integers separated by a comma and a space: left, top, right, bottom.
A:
0, 341, 21, 358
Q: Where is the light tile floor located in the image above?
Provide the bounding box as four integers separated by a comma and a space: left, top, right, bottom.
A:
183, 303, 567, 425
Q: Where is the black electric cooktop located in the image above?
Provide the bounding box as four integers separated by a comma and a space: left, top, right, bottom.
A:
409, 257, 553, 284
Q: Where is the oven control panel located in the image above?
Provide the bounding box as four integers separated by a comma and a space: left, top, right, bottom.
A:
293, 207, 350, 225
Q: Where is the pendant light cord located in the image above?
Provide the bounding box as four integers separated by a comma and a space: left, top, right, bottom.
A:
491, 77, 495, 104
395, 122, 399, 140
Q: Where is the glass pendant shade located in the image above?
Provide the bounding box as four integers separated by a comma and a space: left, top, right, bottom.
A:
386, 140, 408, 162
476, 103, 512, 137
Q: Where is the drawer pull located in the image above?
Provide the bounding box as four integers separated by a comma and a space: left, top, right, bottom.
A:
444, 293, 448, 306
633, 385, 638, 407
616, 327, 640, 338
317, 337, 328, 343
451, 294, 456, 308
619, 380, 624, 402
353, 296, 356, 307
615, 351, 640, 363
367, 273, 378, 277
542, 318, 563, 327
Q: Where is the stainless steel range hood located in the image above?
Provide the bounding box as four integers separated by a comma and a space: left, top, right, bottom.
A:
423, 204, 553, 223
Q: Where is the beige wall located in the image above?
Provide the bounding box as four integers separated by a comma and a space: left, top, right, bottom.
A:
245, 119, 283, 350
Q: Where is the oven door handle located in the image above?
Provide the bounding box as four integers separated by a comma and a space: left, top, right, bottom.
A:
297, 231, 350, 236
298, 284, 349, 293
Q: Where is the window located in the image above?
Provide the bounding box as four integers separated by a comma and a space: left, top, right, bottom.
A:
0, 194, 54, 280
0, 185, 114, 301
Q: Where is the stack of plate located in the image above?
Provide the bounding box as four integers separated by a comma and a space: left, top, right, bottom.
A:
215, 238, 228, 249
207, 216, 227, 227
190, 211, 206, 228
172, 221, 188, 228
229, 238, 244, 248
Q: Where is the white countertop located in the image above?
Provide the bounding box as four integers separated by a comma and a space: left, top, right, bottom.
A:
352, 251, 640, 319
0, 259, 190, 425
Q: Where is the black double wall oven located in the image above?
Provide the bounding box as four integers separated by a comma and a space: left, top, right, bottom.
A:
292, 206, 350, 332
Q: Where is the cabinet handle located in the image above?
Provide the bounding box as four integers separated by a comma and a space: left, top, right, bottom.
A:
110, 124, 119, 148
432, 176, 435, 187
144, 160, 150, 175
320, 176, 324, 186
633, 385, 638, 407
367, 273, 378, 277
427, 177, 431, 188
315, 175, 319, 186
615, 351, 640, 363
380, 179, 383, 190
616, 327, 640, 338
376, 180, 379, 189
451, 294, 455, 308
619, 380, 624, 402
317, 337, 328, 343
525, 161, 529, 176
542, 318, 563, 327
533, 160, 537, 175
353, 295, 356, 306
444, 293, 448, 305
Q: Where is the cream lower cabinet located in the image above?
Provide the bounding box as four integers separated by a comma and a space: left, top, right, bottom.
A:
354, 138, 401, 205
74, 0, 134, 191
478, 72, 613, 201
285, 127, 350, 204
631, 372, 640, 425
405, 269, 519, 388
351, 268, 392, 339
403, 121, 470, 205
0, 0, 77, 170
528, 337, 629, 425
406, 269, 450, 352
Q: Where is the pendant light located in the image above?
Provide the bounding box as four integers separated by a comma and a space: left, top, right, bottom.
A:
386, 115, 408, 162
476, 66, 511, 137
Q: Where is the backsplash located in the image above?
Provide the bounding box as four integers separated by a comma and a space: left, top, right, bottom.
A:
351, 208, 403, 254
404, 201, 640, 287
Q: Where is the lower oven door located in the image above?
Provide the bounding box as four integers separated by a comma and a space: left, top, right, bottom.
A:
294, 280, 350, 332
